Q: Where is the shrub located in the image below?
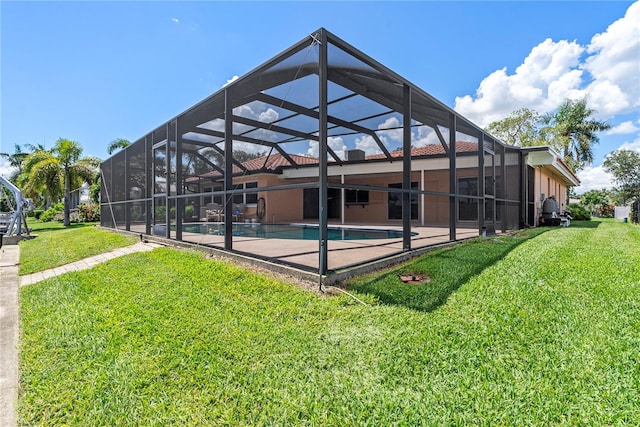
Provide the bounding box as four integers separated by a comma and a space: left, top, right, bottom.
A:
39, 203, 64, 222
597, 204, 615, 218
566, 203, 591, 221
39, 203, 100, 223
77, 203, 100, 222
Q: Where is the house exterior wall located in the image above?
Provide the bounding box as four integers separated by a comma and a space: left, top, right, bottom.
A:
532, 166, 570, 226
238, 167, 484, 226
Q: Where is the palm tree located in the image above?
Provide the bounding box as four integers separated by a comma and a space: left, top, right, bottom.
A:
0, 144, 29, 180
20, 139, 100, 225
17, 148, 60, 208
541, 97, 611, 172
107, 138, 131, 155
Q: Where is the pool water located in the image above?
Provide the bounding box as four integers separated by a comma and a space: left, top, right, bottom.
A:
177, 223, 416, 240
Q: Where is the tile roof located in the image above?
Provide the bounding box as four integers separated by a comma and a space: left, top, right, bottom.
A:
186, 141, 480, 182
366, 141, 479, 159
241, 153, 319, 171
188, 153, 318, 181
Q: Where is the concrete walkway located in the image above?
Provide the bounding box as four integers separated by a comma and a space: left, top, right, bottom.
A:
18, 241, 161, 287
0, 241, 160, 427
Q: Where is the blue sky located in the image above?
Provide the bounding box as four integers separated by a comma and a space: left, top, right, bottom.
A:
2, 1, 639, 193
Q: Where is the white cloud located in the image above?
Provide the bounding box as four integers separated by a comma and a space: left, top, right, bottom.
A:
583, 1, 640, 116
454, 1, 640, 126
171, 17, 180, 24
354, 134, 380, 155
618, 136, 640, 153
606, 121, 639, 135
306, 136, 347, 159
222, 75, 239, 88
575, 135, 639, 194
377, 116, 403, 142
455, 39, 585, 127
0, 158, 16, 178
575, 165, 614, 193
232, 101, 279, 141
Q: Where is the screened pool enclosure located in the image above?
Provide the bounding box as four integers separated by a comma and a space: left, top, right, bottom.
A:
101, 28, 527, 282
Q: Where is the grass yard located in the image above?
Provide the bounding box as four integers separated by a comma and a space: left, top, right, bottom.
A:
19, 219, 640, 425
18, 221, 137, 275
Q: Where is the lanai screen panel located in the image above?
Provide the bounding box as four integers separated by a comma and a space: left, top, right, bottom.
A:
502, 145, 522, 230
100, 158, 113, 228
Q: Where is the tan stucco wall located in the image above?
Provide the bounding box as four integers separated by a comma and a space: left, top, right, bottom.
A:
244, 168, 484, 226
533, 166, 570, 225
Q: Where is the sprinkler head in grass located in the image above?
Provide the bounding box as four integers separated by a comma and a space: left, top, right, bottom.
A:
399, 274, 431, 285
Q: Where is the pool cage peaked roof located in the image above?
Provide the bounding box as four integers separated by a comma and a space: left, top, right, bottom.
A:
101, 28, 524, 286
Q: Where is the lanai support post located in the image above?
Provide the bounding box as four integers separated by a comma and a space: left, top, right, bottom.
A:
224, 88, 234, 250
165, 123, 171, 239
124, 146, 130, 231
478, 132, 485, 237
318, 29, 329, 289
175, 119, 183, 241
449, 113, 457, 242
402, 84, 412, 251
501, 146, 507, 232
145, 135, 151, 236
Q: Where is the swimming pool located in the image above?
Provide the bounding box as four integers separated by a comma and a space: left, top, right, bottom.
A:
175, 223, 417, 241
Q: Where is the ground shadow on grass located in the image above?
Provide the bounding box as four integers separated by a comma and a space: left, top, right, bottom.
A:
566, 220, 600, 228
27, 221, 98, 234
347, 228, 549, 312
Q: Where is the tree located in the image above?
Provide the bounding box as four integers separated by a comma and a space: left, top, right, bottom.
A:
541, 97, 611, 172
107, 138, 131, 155
485, 108, 542, 147
233, 150, 265, 163
90, 171, 102, 203
579, 189, 612, 215
603, 149, 640, 204
17, 148, 60, 208
19, 139, 100, 225
0, 144, 29, 181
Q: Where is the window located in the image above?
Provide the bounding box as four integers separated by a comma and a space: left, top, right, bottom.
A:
458, 177, 478, 221
233, 182, 259, 205
206, 183, 258, 206
388, 182, 418, 220
345, 189, 369, 205
245, 182, 258, 204
232, 184, 244, 205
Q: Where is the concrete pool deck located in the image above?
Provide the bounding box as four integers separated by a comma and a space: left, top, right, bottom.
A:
129, 223, 480, 274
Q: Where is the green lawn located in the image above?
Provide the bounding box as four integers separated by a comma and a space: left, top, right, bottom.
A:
18, 221, 138, 275
19, 219, 640, 425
